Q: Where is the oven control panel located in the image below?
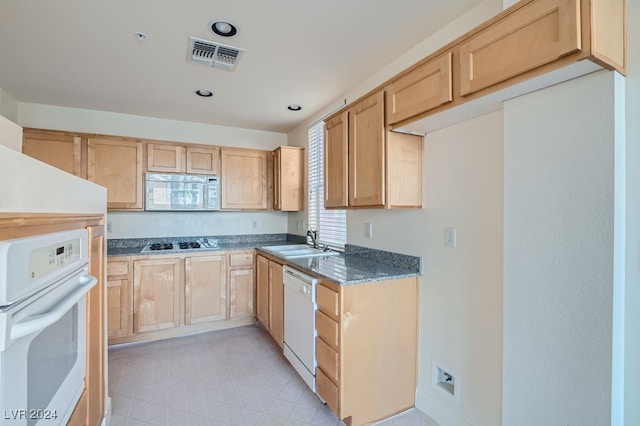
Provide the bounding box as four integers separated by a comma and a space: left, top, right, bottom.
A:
0, 228, 88, 307
29, 237, 83, 282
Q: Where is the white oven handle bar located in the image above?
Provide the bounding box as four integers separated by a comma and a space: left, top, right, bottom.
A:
10, 274, 97, 340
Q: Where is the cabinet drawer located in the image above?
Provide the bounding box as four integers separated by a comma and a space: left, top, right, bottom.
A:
316, 310, 339, 350
229, 253, 254, 267
107, 260, 129, 277
316, 337, 339, 384
317, 284, 339, 318
316, 368, 339, 415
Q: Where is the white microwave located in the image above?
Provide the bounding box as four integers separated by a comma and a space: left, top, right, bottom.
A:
145, 173, 220, 211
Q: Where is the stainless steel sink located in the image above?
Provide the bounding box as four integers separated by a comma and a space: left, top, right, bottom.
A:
262, 244, 339, 259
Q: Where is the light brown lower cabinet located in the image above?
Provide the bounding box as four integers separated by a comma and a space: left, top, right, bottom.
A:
185, 255, 227, 324
107, 258, 132, 338
229, 269, 255, 318
133, 258, 182, 333
256, 255, 270, 326
109, 250, 256, 345
255, 254, 284, 347
315, 277, 418, 426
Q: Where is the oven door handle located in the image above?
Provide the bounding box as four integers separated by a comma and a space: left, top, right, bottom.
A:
10, 275, 97, 340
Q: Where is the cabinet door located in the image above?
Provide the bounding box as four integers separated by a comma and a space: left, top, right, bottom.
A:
386, 132, 423, 208
221, 149, 268, 209
107, 277, 131, 338
147, 143, 185, 173
349, 91, 385, 207
185, 255, 226, 324
273, 148, 281, 210
324, 112, 349, 208
187, 146, 220, 175
459, 0, 581, 96
86, 225, 105, 426
229, 268, 255, 318
107, 259, 131, 339
274, 147, 304, 211
385, 52, 453, 125
133, 258, 181, 332
268, 261, 284, 347
256, 255, 269, 327
88, 138, 143, 210
22, 131, 83, 177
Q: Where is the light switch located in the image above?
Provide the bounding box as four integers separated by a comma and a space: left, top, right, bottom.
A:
365, 222, 373, 238
444, 227, 456, 248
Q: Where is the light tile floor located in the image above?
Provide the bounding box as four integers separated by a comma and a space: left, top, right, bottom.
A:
108, 324, 439, 426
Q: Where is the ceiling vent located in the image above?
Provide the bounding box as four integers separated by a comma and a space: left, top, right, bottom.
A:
188, 36, 243, 71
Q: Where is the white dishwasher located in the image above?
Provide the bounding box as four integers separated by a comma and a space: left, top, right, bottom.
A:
283, 265, 317, 391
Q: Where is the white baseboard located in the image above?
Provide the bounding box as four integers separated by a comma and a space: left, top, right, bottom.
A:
415, 388, 472, 426
102, 396, 112, 426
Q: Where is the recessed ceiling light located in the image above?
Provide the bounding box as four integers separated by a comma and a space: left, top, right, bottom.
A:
209, 20, 238, 37
134, 32, 147, 41
195, 89, 214, 98
287, 104, 302, 111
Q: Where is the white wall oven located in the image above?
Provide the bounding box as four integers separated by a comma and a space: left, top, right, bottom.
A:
0, 229, 97, 425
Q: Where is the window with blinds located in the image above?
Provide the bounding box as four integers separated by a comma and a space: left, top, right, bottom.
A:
308, 121, 347, 250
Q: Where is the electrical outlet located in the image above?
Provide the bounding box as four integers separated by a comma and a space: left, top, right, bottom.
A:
296, 220, 304, 231
252, 220, 258, 229
106, 222, 112, 233
444, 227, 456, 248
365, 222, 373, 238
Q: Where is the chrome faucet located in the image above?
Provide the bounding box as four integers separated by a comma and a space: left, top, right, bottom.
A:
307, 229, 319, 249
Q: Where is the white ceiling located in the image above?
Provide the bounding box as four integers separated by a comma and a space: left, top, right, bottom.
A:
0, 1, 483, 133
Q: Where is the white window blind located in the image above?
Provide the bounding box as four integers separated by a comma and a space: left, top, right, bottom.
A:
308, 121, 346, 250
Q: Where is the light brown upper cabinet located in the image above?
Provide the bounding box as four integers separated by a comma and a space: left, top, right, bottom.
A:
88, 138, 144, 210
385, 52, 453, 126
324, 112, 349, 208
324, 91, 423, 209
349, 91, 386, 207
147, 143, 184, 173
459, 0, 582, 96
220, 148, 268, 210
379, 0, 624, 130
186, 146, 220, 175
147, 142, 219, 175
273, 146, 304, 211
22, 129, 83, 177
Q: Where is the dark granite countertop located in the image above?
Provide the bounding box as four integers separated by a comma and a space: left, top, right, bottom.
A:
107, 234, 421, 285
266, 250, 420, 285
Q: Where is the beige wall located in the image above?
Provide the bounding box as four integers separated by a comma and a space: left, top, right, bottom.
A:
17, 103, 289, 238
18, 103, 286, 149
503, 71, 615, 425
624, 0, 640, 423
0, 89, 18, 123
376, 110, 502, 426
0, 113, 22, 151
